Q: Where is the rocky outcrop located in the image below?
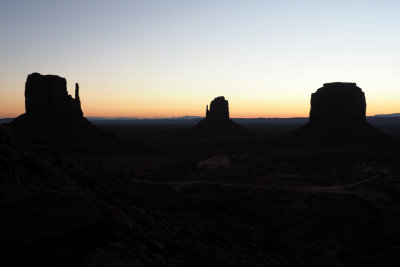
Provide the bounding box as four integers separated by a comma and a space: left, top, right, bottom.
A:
293, 82, 384, 141
11, 73, 113, 149
309, 82, 366, 124
196, 96, 244, 132
206, 96, 229, 119
25, 73, 83, 117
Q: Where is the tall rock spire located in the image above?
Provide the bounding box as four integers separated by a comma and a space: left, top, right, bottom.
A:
75, 83, 80, 100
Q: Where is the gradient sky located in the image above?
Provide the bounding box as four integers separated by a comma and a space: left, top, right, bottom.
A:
1, 0, 399, 118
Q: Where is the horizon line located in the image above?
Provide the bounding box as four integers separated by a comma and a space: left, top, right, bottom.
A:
1, 113, 400, 121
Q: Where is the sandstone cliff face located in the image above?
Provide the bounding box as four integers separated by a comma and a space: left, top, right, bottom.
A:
309, 82, 366, 124
25, 73, 83, 117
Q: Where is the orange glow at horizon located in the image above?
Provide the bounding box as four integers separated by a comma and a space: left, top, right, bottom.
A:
1, 75, 399, 119
1, 94, 398, 119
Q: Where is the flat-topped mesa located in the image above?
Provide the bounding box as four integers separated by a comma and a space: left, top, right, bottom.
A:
25, 73, 83, 117
206, 96, 229, 119
290, 82, 386, 141
309, 82, 366, 124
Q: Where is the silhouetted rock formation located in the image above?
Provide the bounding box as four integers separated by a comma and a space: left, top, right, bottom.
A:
310, 82, 366, 124
12, 73, 113, 150
206, 96, 229, 119
293, 82, 384, 141
25, 73, 83, 117
196, 96, 245, 133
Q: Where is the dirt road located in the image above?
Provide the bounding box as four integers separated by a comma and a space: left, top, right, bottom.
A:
130, 173, 383, 193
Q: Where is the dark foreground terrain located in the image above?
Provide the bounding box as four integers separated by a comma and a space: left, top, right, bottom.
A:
2, 122, 400, 266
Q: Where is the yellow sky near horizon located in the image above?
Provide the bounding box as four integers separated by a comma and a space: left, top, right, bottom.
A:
1, 78, 399, 119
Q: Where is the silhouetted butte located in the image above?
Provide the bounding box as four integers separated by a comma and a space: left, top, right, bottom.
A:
24, 73, 83, 117
294, 82, 384, 141
195, 96, 245, 133
11, 73, 111, 149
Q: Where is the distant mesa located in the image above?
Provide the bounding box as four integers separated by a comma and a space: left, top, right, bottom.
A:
12, 73, 111, 148
195, 96, 244, 132
294, 82, 384, 140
